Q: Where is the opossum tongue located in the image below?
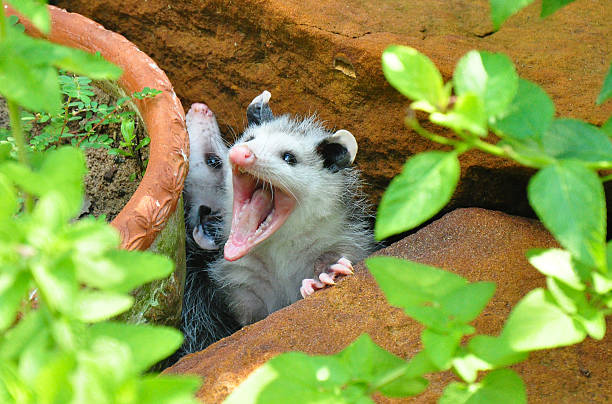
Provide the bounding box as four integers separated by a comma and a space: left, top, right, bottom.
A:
225, 173, 296, 261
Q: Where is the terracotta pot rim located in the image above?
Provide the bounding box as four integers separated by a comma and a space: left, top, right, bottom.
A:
6, 4, 189, 251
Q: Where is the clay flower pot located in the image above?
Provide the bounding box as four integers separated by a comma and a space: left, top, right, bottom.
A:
6, 5, 189, 327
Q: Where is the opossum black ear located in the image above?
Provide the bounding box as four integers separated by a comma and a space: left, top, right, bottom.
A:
317, 129, 358, 173
246, 90, 274, 125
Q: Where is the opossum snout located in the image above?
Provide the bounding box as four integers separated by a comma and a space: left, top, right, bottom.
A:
188, 102, 213, 118
229, 144, 256, 168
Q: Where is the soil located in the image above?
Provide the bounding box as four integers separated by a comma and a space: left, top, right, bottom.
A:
0, 83, 149, 222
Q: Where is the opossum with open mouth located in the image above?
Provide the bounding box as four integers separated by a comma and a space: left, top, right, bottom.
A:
208, 91, 375, 325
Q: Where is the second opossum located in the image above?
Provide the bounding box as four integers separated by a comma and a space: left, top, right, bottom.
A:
208, 91, 375, 325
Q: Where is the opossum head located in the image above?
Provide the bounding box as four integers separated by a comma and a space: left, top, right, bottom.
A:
224, 91, 358, 261
184, 103, 228, 250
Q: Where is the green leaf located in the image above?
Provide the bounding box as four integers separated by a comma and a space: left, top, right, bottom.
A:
403, 350, 438, 378
592, 272, 612, 294
453, 51, 518, 120
45, 44, 123, 80
596, 61, 612, 105
489, 0, 535, 30
338, 335, 427, 397
0, 174, 18, 220
430, 93, 487, 136
367, 257, 470, 331
31, 258, 77, 314
528, 162, 606, 271
439, 369, 526, 404
0, 143, 12, 161
526, 249, 584, 290
31, 191, 72, 235
367, 257, 467, 308
67, 218, 121, 256
439, 282, 496, 323
6, 0, 50, 34
375, 151, 460, 239
0, 272, 30, 332
19, 329, 53, 385
89, 322, 183, 372
601, 116, 612, 137
97, 250, 174, 293
546, 277, 585, 314
468, 335, 528, 369
121, 118, 135, 139
72, 291, 134, 323
491, 78, 555, 140
71, 360, 112, 404
574, 307, 606, 340
32, 352, 74, 404
451, 350, 491, 383
0, 310, 44, 360
422, 329, 462, 370
138, 375, 201, 404
0, 42, 61, 113
39, 147, 86, 215
224, 352, 352, 404
5, 147, 86, 216
382, 45, 446, 110
541, 0, 576, 17
501, 288, 586, 351
540, 119, 612, 164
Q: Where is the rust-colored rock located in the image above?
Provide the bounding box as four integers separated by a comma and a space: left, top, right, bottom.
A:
164, 208, 611, 403
53, 0, 611, 221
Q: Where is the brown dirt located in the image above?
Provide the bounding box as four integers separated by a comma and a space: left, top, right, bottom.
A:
82, 148, 141, 221
54, 0, 612, 226
164, 208, 611, 403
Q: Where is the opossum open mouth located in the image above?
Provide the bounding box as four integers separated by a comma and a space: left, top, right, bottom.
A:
224, 168, 296, 261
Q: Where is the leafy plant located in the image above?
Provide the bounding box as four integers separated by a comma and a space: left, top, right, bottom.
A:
1, 70, 161, 178
225, 1, 611, 403
0, 1, 199, 403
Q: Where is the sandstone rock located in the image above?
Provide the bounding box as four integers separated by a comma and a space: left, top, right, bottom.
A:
164, 208, 611, 403
53, 0, 612, 222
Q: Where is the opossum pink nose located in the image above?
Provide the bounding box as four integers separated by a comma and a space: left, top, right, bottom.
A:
229, 145, 256, 167
189, 103, 212, 117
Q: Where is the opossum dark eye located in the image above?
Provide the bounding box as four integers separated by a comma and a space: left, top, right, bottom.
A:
281, 151, 297, 165
205, 153, 222, 169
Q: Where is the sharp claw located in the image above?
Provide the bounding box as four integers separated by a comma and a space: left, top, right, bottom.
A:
338, 257, 354, 271
319, 272, 335, 285
330, 263, 354, 276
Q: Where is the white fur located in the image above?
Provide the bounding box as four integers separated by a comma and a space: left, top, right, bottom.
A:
208, 115, 374, 325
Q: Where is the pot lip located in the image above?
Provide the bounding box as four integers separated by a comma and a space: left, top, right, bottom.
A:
6, 4, 189, 251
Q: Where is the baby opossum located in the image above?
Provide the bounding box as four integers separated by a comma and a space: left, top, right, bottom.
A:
179, 103, 239, 357
208, 91, 375, 325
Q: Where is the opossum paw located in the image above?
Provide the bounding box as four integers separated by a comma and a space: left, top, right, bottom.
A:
300, 278, 324, 298
329, 257, 354, 276
300, 257, 354, 298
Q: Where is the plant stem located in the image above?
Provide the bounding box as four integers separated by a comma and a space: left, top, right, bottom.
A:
408, 114, 560, 169
406, 117, 463, 148
76, 109, 118, 147
368, 363, 411, 393
57, 95, 72, 146
7, 100, 33, 212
